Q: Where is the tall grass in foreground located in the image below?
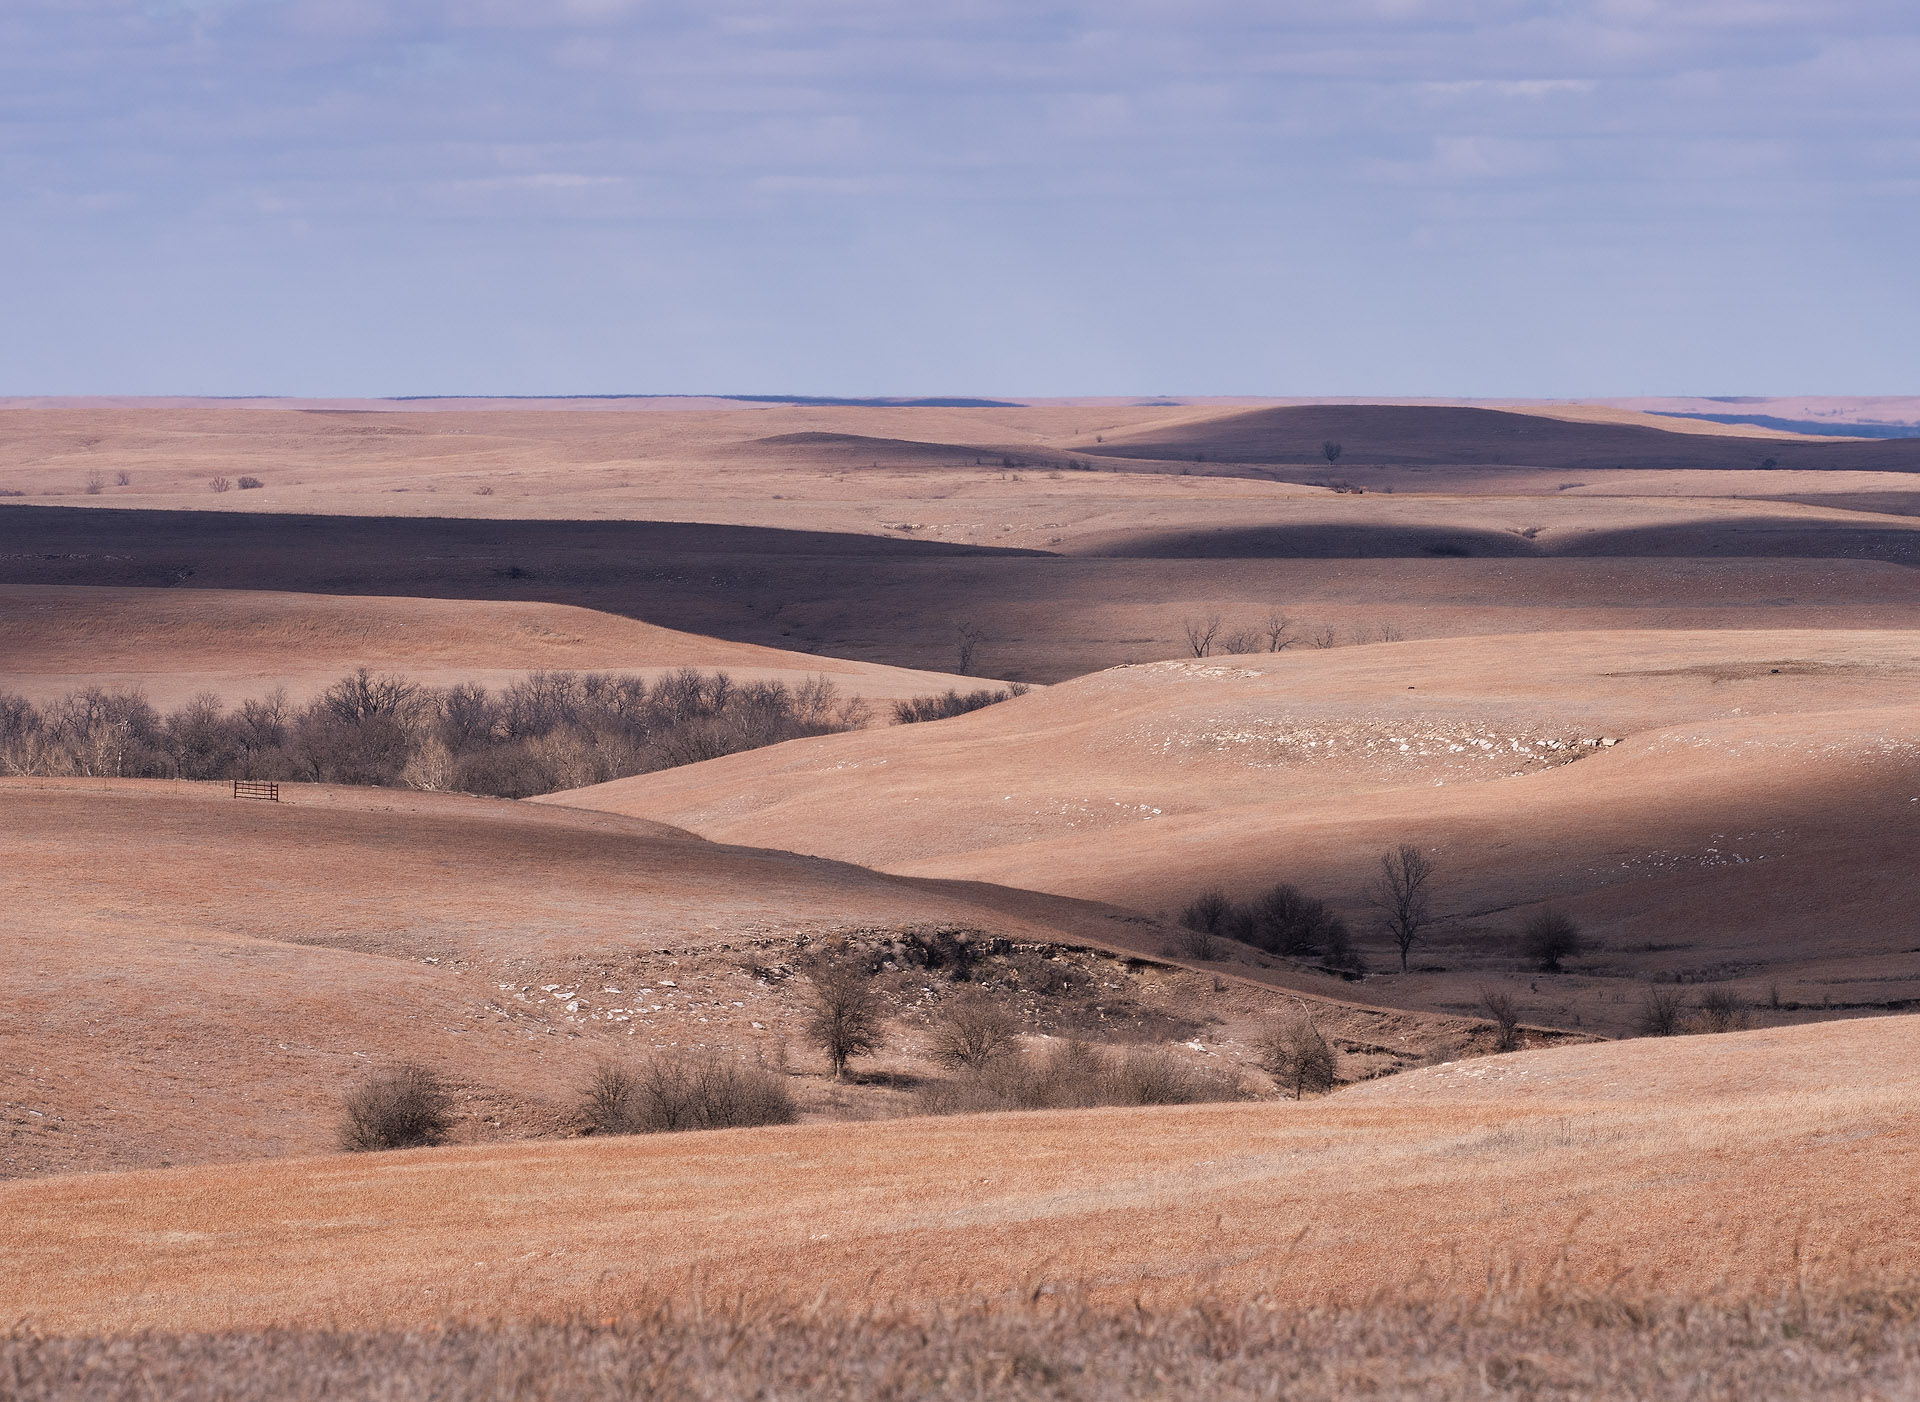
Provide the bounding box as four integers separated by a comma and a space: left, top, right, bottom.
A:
9, 1290, 1919, 1400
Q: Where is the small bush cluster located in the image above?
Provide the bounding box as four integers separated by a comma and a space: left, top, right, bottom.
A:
1179, 884, 1362, 971
1522, 909, 1583, 972
1255, 1017, 1337, 1097
1639, 986, 1751, 1037
892, 685, 1029, 724
578, 1052, 796, 1135
338, 1063, 454, 1152
0, 668, 870, 797
236, 476, 265, 490
925, 995, 1019, 1070
918, 1039, 1244, 1115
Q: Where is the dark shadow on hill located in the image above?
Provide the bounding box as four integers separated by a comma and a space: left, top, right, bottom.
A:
1071, 524, 1538, 559
1759, 493, 1920, 519
745, 432, 992, 462
1555, 520, 1920, 565
1084, 404, 1920, 473
1072, 517, 1920, 564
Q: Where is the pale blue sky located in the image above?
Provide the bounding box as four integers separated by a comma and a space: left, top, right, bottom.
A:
3, 1, 1915, 397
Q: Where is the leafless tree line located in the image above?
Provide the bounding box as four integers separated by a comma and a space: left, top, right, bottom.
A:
0, 668, 870, 798
1179, 611, 1404, 657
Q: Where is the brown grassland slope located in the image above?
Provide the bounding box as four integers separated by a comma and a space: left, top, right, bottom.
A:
547, 629, 1920, 1035
2, 778, 1487, 1180
6, 401, 1920, 1395
0, 583, 989, 709
2, 1013, 1915, 1335
7, 502, 1920, 682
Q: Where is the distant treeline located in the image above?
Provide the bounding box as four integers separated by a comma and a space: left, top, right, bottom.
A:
0, 669, 871, 798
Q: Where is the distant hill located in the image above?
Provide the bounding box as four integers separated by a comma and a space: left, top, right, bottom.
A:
1085, 404, 1920, 471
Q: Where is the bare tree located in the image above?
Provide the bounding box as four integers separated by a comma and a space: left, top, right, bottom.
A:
1322, 441, 1343, 465
803, 959, 885, 1079
955, 620, 988, 675
927, 995, 1018, 1070
1479, 988, 1521, 1052
1522, 909, 1583, 972
1307, 625, 1339, 649
1181, 613, 1222, 658
1263, 610, 1296, 651
1639, 987, 1688, 1037
1219, 627, 1263, 655
1373, 622, 1405, 643
1257, 1016, 1336, 1098
1372, 844, 1435, 972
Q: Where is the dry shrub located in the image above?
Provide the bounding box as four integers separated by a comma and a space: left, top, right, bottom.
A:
1480, 988, 1521, 1052
919, 1040, 1242, 1115
1256, 1017, 1336, 1098
926, 996, 1018, 1070
1639, 987, 1688, 1037
1168, 926, 1222, 961
236, 476, 264, 490
208, 477, 231, 493
1694, 987, 1751, 1034
338, 1063, 453, 1152
580, 1053, 796, 1135
803, 960, 886, 1079
1180, 888, 1232, 936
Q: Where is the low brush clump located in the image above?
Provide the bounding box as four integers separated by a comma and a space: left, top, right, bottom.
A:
1178, 883, 1365, 973
9, 1291, 1920, 1401
578, 1051, 796, 1135
892, 684, 1029, 724
0, 667, 869, 798
917, 1037, 1244, 1115
338, 1063, 454, 1152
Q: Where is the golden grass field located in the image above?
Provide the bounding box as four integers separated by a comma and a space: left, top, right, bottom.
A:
4, 1013, 1915, 1334
2, 399, 1918, 1393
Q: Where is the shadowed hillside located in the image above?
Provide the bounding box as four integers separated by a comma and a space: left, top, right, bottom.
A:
1085, 404, 1920, 471
8, 506, 1920, 682
547, 629, 1920, 1035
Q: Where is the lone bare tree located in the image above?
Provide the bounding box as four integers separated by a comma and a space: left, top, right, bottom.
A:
1479, 988, 1521, 1052
1263, 610, 1296, 651
1257, 1016, 1336, 1098
1181, 613, 1222, 658
927, 995, 1018, 1070
802, 959, 885, 1079
1322, 441, 1343, 465
1372, 844, 1435, 971
955, 620, 988, 675
1522, 909, 1582, 972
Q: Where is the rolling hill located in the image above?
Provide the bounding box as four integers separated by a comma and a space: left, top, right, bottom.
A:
543, 629, 1920, 1034
4, 1012, 1914, 1332
1082, 403, 1920, 472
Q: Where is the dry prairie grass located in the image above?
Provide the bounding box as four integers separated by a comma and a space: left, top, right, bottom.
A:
8, 1288, 1920, 1401
3, 1017, 1915, 1336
